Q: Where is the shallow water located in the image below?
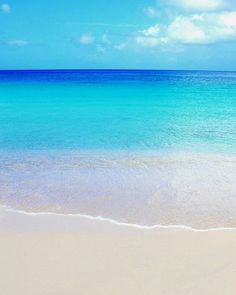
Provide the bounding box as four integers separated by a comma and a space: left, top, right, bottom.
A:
0, 70, 236, 229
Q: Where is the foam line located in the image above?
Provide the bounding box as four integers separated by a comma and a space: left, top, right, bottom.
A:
1, 205, 236, 232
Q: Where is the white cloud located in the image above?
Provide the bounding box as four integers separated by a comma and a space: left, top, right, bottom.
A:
167, 16, 207, 44
145, 6, 159, 17
1, 3, 11, 13
136, 36, 168, 47
141, 24, 160, 37
176, 0, 224, 11
79, 33, 95, 45
136, 11, 236, 47
136, 24, 169, 47
169, 12, 236, 44
7, 40, 28, 46
220, 11, 236, 27
159, 0, 232, 12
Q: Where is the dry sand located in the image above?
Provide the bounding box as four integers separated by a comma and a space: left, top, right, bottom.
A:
0, 207, 236, 295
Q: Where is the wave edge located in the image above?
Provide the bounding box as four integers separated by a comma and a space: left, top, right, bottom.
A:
1, 205, 236, 232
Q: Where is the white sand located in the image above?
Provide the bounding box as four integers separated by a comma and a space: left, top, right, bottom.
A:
0, 207, 236, 295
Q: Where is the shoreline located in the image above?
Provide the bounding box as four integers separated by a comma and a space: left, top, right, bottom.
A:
1, 150, 236, 229
1, 205, 236, 294
2, 205, 236, 233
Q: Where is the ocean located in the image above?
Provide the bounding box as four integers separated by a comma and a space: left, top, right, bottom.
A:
0, 70, 236, 229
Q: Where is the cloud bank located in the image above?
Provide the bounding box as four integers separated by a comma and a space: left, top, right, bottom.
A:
138, 7, 236, 47
159, 0, 235, 11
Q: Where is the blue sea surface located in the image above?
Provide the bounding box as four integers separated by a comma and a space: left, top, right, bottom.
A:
0, 70, 236, 152
0, 70, 236, 228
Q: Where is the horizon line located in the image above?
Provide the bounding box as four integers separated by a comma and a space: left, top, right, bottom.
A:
0, 68, 236, 73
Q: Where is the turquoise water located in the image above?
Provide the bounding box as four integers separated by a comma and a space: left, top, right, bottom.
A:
0, 70, 236, 228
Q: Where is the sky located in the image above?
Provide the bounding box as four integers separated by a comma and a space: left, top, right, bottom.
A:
0, 0, 236, 70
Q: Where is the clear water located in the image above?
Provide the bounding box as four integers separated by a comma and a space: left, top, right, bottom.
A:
0, 70, 236, 228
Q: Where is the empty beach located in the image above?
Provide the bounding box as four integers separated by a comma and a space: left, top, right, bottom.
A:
1, 207, 236, 295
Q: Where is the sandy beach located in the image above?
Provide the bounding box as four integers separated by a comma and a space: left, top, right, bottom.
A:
1, 1, 236, 293
1, 207, 236, 295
